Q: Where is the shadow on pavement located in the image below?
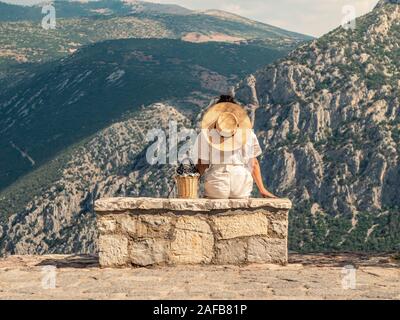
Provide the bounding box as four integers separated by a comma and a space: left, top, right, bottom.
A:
36, 254, 99, 269
289, 252, 400, 268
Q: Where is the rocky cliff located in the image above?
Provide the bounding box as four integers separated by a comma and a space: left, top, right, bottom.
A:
0, 104, 190, 254
235, 0, 400, 251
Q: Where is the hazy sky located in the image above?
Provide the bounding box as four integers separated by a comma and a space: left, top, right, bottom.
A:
4, 0, 380, 37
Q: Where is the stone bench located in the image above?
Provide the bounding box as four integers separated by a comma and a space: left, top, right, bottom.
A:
94, 198, 292, 268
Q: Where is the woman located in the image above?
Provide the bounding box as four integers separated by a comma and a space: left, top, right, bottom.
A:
194, 95, 277, 199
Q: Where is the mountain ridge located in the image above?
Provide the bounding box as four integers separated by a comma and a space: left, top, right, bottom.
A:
201, 9, 313, 39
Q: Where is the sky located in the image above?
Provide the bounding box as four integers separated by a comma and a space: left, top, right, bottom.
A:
4, 0, 381, 37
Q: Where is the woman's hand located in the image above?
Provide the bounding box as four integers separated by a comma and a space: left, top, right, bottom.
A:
260, 188, 278, 199
250, 158, 278, 199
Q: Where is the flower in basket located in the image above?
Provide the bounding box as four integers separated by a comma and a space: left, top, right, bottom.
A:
176, 159, 200, 177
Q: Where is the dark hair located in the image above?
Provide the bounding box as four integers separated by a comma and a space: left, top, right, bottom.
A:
216, 95, 236, 104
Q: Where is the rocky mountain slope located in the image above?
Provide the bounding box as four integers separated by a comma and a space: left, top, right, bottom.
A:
0, 103, 190, 254
235, 0, 400, 251
0, 38, 286, 191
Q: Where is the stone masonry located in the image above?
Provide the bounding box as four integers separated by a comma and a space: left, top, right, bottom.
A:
94, 198, 292, 268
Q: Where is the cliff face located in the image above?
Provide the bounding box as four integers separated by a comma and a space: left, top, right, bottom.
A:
235, 1, 400, 251
0, 104, 191, 254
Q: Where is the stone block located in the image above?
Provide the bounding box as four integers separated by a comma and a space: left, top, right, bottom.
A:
267, 215, 288, 239
211, 212, 268, 240
169, 216, 214, 264
117, 214, 137, 235
130, 239, 169, 266
136, 215, 174, 238
247, 237, 288, 265
97, 216, 117, 234
214, 239, 247, 265
98, 234, 129, 267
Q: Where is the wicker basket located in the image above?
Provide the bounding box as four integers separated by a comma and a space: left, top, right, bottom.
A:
175, 175, 199, 199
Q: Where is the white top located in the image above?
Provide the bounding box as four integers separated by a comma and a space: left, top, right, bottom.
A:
192, 130, 262, 165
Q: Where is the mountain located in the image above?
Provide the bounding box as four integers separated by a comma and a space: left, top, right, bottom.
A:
0, 38, 287, 191
233, 0, 400, 251
0, 0, 311, 66
1, 0, 399, 255
0, 0, 192, 22
0, 0, 312, 102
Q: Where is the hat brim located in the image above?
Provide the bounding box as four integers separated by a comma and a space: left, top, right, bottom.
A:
201, 102, 252, 152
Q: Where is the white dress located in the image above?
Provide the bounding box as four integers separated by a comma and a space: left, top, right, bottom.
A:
193, 130, 262, 199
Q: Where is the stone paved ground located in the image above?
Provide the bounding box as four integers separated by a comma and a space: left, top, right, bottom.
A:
0, 253, 398, 300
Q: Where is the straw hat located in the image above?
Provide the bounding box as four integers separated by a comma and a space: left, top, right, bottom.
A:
201, 102, 252, 152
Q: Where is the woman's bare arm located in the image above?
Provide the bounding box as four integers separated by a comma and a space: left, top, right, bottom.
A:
250, 158, 277, 198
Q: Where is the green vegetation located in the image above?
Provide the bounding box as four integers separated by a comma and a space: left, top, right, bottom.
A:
0, 135, 94, 224
392, 127, 400, 138
289, 202, 400, 252
366, 72, 387, 90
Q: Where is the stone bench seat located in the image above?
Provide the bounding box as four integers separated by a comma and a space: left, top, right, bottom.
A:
95, 197, 292, 268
